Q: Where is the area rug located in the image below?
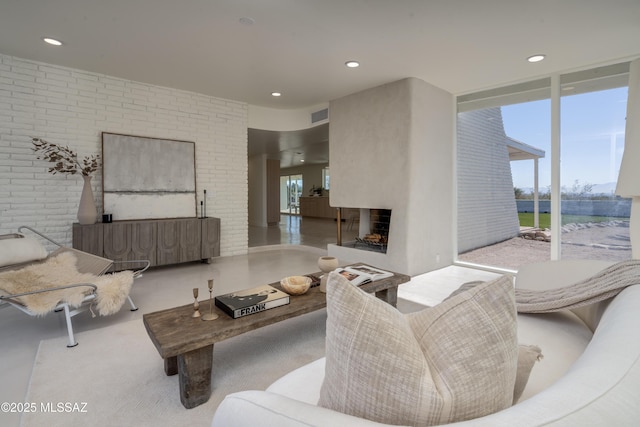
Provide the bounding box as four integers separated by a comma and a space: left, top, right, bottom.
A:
22, 310, 328, 427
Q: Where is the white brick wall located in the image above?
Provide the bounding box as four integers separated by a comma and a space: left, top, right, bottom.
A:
0, 54, 248, 256
457, 107, 520, 254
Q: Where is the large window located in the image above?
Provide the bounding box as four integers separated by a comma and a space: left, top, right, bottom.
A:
560, 86, 629, 260
456, 62, 631, 271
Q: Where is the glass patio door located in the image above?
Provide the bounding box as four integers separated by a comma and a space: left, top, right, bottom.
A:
280, 174, 303, 214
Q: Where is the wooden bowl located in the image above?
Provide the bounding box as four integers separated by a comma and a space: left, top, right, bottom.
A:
280, 275, 312, 295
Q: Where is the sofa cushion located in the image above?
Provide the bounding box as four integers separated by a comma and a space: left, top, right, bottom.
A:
269, 345, 542, 408
267, 358, 326, 405
319, 272, 518, 426
515, 310, 592, 401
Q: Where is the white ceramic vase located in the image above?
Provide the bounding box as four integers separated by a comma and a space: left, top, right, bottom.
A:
77, 175, 98, 225
318, 256, 339, 293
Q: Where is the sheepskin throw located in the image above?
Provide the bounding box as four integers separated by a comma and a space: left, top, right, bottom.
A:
516, 259, 640, 313
0, 251, 134, 316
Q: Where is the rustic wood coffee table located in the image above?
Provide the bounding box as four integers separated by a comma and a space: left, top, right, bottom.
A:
143, 265, 410, 409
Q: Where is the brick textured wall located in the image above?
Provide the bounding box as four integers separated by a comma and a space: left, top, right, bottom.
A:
457, 107, 520, 254
0, 54, 248, 255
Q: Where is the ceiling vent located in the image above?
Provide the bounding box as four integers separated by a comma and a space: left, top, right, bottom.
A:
311, 108, 329, 123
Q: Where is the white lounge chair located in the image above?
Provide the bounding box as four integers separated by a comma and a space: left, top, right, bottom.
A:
0, 226, 150, 347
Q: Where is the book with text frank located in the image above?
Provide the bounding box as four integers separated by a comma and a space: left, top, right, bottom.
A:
215, 284, 290, 318
334, 265, 393, 286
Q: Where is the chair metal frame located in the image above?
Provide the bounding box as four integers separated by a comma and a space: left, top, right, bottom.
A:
0, 226, 150, 347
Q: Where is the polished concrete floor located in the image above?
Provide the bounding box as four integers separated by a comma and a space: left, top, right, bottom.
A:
248, 214, 359, 249
0, 215, 495, 426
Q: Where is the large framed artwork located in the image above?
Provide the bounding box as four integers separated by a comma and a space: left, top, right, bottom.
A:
102, 132, 196, 220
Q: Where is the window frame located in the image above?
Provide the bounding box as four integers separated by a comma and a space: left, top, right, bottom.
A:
454, 61, 631, 270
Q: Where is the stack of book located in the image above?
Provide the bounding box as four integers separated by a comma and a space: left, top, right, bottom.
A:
214, 265, 392, 319
215, 284, 290, 319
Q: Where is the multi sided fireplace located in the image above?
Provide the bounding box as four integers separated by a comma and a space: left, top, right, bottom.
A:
353, 208, 392, 253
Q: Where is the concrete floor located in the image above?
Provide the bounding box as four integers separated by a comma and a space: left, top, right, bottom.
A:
248, 214, 358, 249
0, 215, 493, 426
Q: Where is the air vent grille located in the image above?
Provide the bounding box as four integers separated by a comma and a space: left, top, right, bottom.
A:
311, 108, 329, 123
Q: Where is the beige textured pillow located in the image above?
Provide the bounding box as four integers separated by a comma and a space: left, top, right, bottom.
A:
319, 272, 518, 426
514, 344, 543, 403
444, 280, 543, 404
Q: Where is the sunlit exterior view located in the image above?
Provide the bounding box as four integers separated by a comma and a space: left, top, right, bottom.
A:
457, 62, 631, 271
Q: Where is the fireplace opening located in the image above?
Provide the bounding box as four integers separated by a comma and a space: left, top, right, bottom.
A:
354, 208, 392, 253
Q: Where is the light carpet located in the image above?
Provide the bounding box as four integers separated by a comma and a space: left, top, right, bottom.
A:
22, 309, 328, 427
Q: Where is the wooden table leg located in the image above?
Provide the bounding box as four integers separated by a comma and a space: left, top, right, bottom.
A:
164, 356, 178, 376
177, 344, 214, 409
375, 287, 398, 307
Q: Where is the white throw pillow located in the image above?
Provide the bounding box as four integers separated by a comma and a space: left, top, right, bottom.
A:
319, 272, 518, 426
0, 233, 48, 268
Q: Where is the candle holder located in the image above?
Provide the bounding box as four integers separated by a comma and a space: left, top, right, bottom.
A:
192, 287, 201, 318
201, 279, 219, 321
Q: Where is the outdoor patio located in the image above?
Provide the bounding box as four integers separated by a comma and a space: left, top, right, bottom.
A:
458, 221, 631, 270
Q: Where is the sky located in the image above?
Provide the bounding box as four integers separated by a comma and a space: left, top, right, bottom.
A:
504, 86, 628, 192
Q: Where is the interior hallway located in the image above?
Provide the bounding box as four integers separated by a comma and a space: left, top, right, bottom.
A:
248, 214, 359, 250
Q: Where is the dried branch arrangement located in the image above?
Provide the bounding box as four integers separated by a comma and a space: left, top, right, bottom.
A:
32, 137, 101, 176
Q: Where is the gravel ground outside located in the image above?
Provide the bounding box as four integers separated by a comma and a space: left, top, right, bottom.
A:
458, 221, 631, 271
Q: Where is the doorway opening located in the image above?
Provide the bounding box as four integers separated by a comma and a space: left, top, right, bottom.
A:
280, 174, 303, 215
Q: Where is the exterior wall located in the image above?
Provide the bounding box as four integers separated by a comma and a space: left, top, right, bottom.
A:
329, 77, 454, 276
457, 107, 520, 254
0, 54, 248, 255
516, 199, 631, 217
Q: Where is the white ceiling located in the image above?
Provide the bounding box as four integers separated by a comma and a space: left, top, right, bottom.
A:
1, 0, 639, 167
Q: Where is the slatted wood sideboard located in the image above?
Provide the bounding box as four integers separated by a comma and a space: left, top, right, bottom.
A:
72, 217, 220, 268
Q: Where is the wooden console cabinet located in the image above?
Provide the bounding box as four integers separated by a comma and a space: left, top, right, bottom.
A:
299, 197, 335, 219
73, 217, 220, 268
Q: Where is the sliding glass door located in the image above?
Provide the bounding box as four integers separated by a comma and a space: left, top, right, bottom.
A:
280, 174, 303, 215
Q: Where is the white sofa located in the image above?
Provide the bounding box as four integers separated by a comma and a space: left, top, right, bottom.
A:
212, 260, 640, 426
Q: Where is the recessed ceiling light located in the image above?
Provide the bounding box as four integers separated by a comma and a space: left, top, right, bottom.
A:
345, 60, 360, 68
527, 54, 545, 63
43, 37, 62, 46
271, 92, 281, 97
